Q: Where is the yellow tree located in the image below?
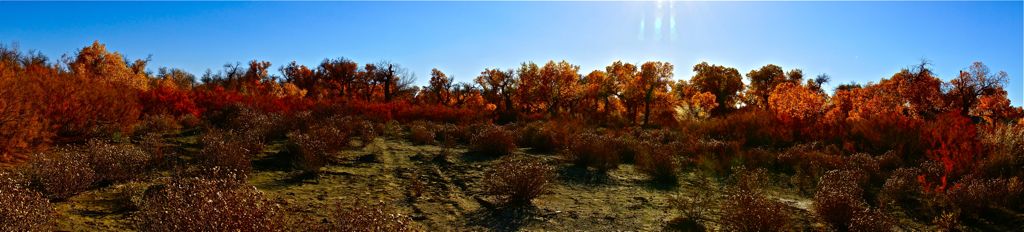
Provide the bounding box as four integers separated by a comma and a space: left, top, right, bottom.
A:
68, 41, 150, 90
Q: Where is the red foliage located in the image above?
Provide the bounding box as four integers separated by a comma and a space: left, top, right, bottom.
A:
918, 112, 983, 192
138, 82, 201, 118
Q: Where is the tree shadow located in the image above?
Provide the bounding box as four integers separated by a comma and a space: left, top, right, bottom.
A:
557, 165, 613, 186
466, 204, 541, 232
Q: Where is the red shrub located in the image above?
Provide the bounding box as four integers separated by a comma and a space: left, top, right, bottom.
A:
720, 188, 792, 232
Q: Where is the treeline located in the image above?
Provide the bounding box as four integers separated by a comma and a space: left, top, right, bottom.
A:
1, 41, 1021, 165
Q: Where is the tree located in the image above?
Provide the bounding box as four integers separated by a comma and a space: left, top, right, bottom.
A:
516, 62, 544, 114
428, 68, 454, 106
581, 70, 619, 118
316, 58, 359, 98
476, 68, 517, 121
744, 64, 803, 109
769, 82, 825, 124
946, 61, 1008, 118
539, 60, 580, 117
607, 61, 641, 123
67, 41, 150, 90
156, 67, 196, 90
690, 62, 744, 115
638, 61, 673, 125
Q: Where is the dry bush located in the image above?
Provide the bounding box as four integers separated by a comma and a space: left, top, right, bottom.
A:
408, 123, 436, 145
879, 167, 923, 208
138, 176, 284, 232
814, 170, 868, 231
977, 123, 1024, 178
564, 132, 620, 172
946, 176, 1023, 213
285, 132, 330, 175
719, 188, 791, 232
668, 177, 718, 226
27, 149, 96, 200
635, 142, 679, 183
0, 171, 55, 231
112, 181, 149, 212
516, 121, 568, 152
323, 116, 377, 147
692, 140, 742, 176
85, 140, 151, 184
482, 156, 554, 205
328, 202, 417, 232
132, 114, 182, 137
196, 129, 263, 174
469, 125, 517, 157
848, 208, 895, 232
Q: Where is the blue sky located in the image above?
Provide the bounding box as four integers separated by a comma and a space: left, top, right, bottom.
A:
1, 1, 1021, 105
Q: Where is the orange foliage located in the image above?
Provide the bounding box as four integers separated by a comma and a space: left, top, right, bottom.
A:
768, 82, 825, 124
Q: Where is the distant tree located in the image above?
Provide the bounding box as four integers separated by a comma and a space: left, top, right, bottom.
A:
744, 64, 803, 109
317, 58, 360, 98
476, 68, 517, 120
769, 82, 825, 124
806, 74, 830, 94
637, 61, 673, 125
156, 67, 196, 90
516, 62, 544, 113
428, 68, 454, 106
66, 41, 150, 90
946, 61, 1008, 118
539, 60, 580, 117
690, 62, 744, 115
581, 70, 619, 118
607, 61, 641, 123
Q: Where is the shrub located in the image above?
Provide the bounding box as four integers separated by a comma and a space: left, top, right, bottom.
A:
848, 208, 895, 232
0, 171, 55, 231
516, 121, 571, 152
635, 143, 679, 183
482, 156, 554, 205
692, 140, 742, 176
468, 125, 517, 157
133, 114, 182, 137
328, 202, 417, 232
138, 177, 284, 232
408, 123, 436, 145
977, 123, 1024, 178
285, 132, 330, 175
27, 149, 97, 200
879, 167, 922, 208
85, 140, 151, 183
112, 181, 149, 211
564, 132, 620, 172
196, 130, 262, 174
719, 188, 791, 232
946, 176, 1023, 213
814, 170, 868, 231
920, 112, 983, 192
